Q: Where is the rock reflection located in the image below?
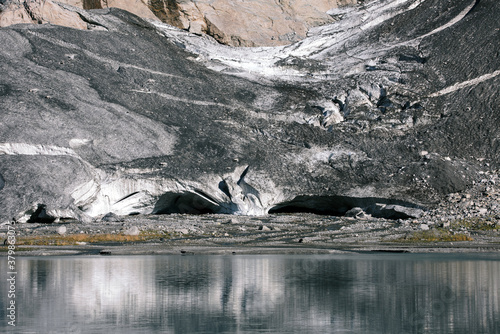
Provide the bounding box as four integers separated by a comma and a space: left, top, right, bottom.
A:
1, 254, 499, 333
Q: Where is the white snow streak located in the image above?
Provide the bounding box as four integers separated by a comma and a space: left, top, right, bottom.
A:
418, 1, 476, 40
27, 30, 181, 79
130, 89, 236, 108
0, 142, 79, 158
429, 70, 500, 97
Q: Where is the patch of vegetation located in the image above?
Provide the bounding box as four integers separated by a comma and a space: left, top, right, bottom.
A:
16, 230, 174, 246
449, 217, 499, 231
393, 229, 473, 243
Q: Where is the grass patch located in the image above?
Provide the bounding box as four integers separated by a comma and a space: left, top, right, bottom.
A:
449, 217, 499, 231
393, 229, 473, 243
16, 230, 174, 246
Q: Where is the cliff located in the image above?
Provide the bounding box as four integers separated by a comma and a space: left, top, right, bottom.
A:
0, 0, 357, 46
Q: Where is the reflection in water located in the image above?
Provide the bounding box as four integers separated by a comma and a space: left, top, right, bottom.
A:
1, 254, 499, 333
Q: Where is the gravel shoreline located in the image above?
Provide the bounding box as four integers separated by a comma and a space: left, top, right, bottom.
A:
2, 212, 499, 256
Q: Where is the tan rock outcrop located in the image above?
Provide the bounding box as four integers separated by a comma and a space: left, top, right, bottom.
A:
0, 3, 33, 27
0, 0, 88, 30
0, 0, 357, 46
104, 0, 158, 20
164, 0, 357, 46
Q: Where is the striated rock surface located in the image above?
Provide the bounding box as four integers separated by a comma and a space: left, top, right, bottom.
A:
0, 0, 499, 223
0, 0, 356, 46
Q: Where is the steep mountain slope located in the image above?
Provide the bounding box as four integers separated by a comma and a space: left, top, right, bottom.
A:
0, 0, 498, 223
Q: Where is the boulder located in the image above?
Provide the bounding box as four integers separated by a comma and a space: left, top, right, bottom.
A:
345, 207, 368, 219
123, 226, 140, 236
57, 225, 67, 235
419, 224, 430, 231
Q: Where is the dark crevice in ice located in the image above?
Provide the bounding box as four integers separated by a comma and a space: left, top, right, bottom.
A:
152, 191, 220, 215
269, 195, 424, 219
27, 204, 56, 224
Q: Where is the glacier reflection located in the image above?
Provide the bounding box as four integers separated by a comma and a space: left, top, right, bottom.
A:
1, 254, 499, 333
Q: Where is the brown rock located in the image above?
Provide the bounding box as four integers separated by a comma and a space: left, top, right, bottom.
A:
172, 0, 357, 46
0, 0, 357, 46
30, 0, 88, 29
0, 3, 33, 26
105, 0, 158, 20
0, 0, 87, 30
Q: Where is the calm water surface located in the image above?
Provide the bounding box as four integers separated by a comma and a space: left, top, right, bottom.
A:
1, 253, 499, 333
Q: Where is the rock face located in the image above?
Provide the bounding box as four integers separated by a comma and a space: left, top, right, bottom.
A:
0, 0, 88, 29
0, 0, 499, 223
0, 0, 357, 46
153, 0, 357, 46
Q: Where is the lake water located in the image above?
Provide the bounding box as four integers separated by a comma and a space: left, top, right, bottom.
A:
1, 253, 499, 333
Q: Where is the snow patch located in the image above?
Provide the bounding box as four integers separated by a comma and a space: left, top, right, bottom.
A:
69, 138, 93, 149
0, 142, 79, 157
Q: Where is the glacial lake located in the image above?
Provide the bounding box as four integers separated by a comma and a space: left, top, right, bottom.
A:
1, 253, 499, 333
